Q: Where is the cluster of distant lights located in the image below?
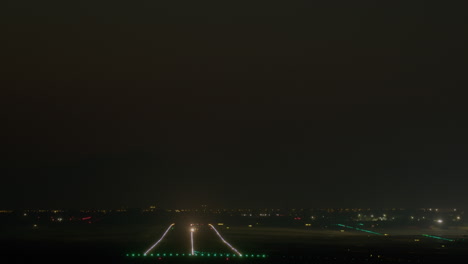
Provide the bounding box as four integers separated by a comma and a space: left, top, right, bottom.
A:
126, 252, 267, 258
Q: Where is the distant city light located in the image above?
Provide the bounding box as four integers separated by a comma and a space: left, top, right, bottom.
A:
436, 219, 443, 223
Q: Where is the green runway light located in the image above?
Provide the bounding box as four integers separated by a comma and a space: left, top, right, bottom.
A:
422, 234, 454, 242
337, 224, 383, 235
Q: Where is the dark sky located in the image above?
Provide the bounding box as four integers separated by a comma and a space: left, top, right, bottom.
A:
1, 1, 467, 209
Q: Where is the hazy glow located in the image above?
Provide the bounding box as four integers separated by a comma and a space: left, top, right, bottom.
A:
144, 223, 175, 255
208, 224, 242, 256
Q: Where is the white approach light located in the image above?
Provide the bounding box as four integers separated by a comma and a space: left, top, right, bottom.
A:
144, 223, 175, 255
208, 224, 242, 256
191, 227, 195, 255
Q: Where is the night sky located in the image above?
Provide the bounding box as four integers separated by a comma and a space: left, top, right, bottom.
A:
1, 1, 467, 209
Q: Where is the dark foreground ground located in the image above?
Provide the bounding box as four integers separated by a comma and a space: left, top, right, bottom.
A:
1, 222, 467, 264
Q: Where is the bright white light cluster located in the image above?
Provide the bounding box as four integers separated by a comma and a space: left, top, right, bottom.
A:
144, 223, 175, 255
208, 224, 242, 256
